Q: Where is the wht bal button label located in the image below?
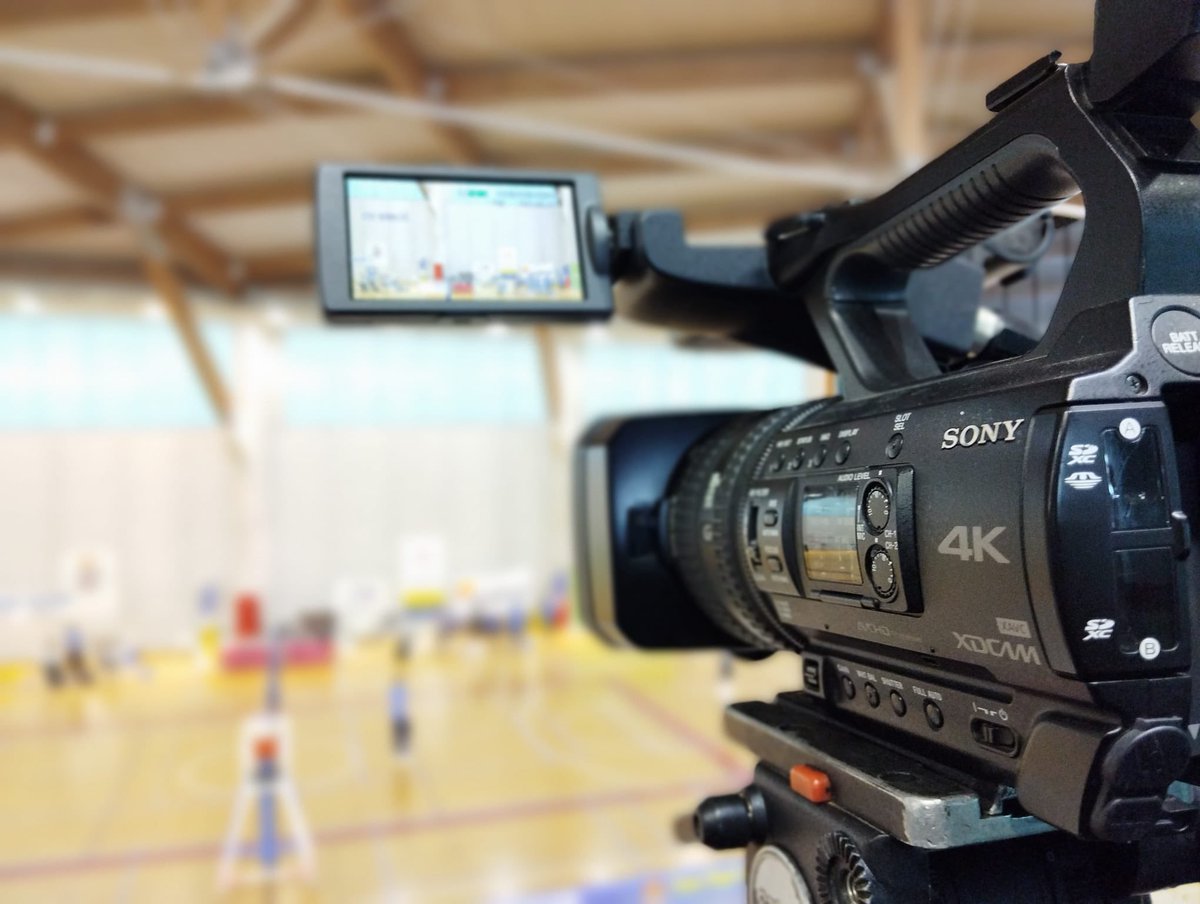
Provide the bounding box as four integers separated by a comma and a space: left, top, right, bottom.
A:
1139, 637, 1162, 661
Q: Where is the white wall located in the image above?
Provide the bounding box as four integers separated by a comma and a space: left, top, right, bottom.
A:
0, 423, 568, 658
0, 298, 827, 659
0, 429, 235, 655
269, 425, 567, 622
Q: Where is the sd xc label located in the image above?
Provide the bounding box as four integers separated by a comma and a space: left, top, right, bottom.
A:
937, 526, 1010, 564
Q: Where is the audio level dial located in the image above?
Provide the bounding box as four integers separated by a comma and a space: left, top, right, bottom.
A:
864, 484, 891, 533
868, 546, 897, 598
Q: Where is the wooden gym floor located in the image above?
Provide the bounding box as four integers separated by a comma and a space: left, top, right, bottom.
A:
0, 631, 1196, 903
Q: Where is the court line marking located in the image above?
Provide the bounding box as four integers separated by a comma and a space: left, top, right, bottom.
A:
175, 733, 363, 802
0, 656, 756, 888
511, 680, 667, 784
0, 669, 597, 742
604, 677, 748, 780
0, 779, 725, 883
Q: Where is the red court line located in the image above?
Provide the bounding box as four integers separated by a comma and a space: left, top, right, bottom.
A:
315, 778, 718, 844
0, 780, 722, 883
605, 677, 749, 779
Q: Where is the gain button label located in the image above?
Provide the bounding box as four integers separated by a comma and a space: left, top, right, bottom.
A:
1151, 308, 1200, 375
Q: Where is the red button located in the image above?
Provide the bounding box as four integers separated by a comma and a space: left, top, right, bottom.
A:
789, 764, 832, 803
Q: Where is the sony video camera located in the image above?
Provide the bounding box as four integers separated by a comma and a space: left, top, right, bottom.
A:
316, 1, 1200, 898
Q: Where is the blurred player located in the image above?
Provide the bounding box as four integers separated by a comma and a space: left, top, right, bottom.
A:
716, 651, 735, 703
63, 624, 92, 685
389, 624, 413, 764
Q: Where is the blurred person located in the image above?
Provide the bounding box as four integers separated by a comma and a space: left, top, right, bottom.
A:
40, 635, 64, 689
62, 623, 92, 685
506, 600, 530, 649
389, 624, 414, 764
716, 651, 735, 703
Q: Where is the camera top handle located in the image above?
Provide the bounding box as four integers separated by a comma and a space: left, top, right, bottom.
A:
768, 0, 1200, 401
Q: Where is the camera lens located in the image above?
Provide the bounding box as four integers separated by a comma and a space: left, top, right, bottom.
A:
665, 402, 830, 651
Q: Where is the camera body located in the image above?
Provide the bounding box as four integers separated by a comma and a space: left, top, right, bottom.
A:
577, 297, 1200, 839
571, 1, 1200, 849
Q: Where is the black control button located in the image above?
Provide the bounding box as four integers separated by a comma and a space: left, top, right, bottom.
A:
889, 690, 907, 716
803, 659, 822, 693
840, 676, 856, 700
1103, 426, 1168, 530
808, 445, 827, 468
863, 484, 891, 533
1114, 547, 1179, 654
864, 683, 880, 708
834, 440, 851, 465
762, 510, 779, 528
924, 701, 944, 731
1170, 511, 1191, 560
867, 547, 896, 598
1151, 308, 1200, 375
971, 718, 1019, 755
885, 432, 904, 460
766, 556, 784, 574
787, 456, 802, 471
769, 455, 784, 472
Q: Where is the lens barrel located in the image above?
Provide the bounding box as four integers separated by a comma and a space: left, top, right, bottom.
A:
665, 400, 830, 651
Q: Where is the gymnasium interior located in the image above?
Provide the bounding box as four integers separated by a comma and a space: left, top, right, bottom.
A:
0, 2, 1198, 902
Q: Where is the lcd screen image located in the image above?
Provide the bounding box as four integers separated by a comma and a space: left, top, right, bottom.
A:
346, 177, 585, 303
801, 486, 863, 585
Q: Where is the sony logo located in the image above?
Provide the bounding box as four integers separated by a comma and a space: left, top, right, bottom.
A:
941, 419, 1025, 450
954, 632, 1042, 665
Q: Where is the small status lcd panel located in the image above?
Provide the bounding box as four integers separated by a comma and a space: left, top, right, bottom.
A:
345, 177, 586, 304
801, 485, 863, 585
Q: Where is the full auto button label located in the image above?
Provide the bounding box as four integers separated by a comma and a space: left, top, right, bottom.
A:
1151, 308, 1200, 375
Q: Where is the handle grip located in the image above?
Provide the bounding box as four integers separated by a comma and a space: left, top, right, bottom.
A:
850, 138, 1078, 273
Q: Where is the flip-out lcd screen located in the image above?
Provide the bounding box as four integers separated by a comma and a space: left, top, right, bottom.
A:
345, 177, 585, 303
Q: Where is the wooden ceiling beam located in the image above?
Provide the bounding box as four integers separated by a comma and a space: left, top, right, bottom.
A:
52, 78, 383, 143
166, 135, 865, 215
37, 40, 1077, 147
533, 326, 562, 428
56, 93, 326, 141
242, 248, 313, 283
253, 0, 320, 57
441, 48, 866, 105
953, 38, 1093, 79
0, 0, 145, 25
337, 0, 484, 164
49, 51, 861, 142
0, 251, 143, 284
878, 0, 928, 169
0, 204, 109, 241
143, 254, 232, 423
0, 93, 239, 295
168, 174, 313, 214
